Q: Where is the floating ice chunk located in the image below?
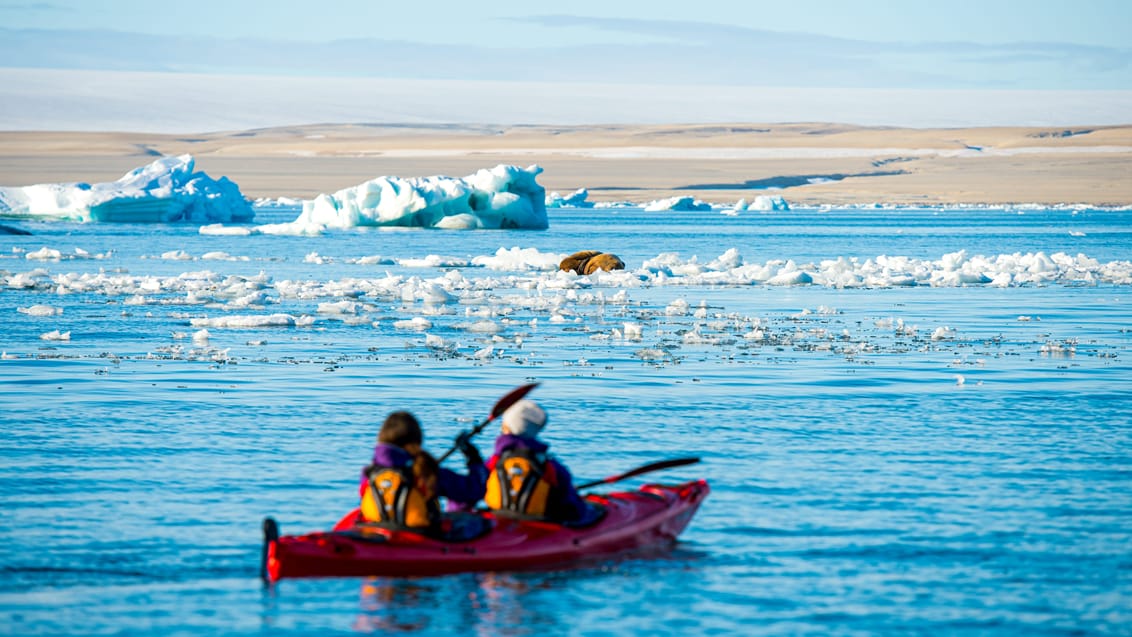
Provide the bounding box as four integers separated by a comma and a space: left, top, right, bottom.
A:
199, 224, 253, 236
25, 247, 62, 261
350, 255, 397, 266
931, 326, 956, 341
189, 313, 308, 328
1040, 340, 1077, 356
665, 299, 690, 316
400, 255, 471, 268
317, 301, 362, 315
545, 188, 593, 208
472, 246, 561, 272
463, 320, 502, 333
708, 248, 743, 270
644, 196, 711, 212
421, 284, 457, 304
394, 317, 433, 331
766, 269, 813, 286
0, 155, 253, 223
18, 304, 63, 316
201, 251, 246, 261
161, 250, 193, 261
270, 164, 547, 231
623, 322, 643, 341
40, 330, 70, 341
192, 329, 210, 345
895, 319, 918, 336
742, 195, 790, 211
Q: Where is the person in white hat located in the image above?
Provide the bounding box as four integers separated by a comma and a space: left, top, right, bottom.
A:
483, 399, 588, 523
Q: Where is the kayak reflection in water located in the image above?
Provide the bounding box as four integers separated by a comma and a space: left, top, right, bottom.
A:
485, 400, 597, 524
359, 411, 489, 537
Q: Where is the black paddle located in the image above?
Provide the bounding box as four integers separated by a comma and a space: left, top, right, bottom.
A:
437, 382, 539, 462
576, 457, 701, 490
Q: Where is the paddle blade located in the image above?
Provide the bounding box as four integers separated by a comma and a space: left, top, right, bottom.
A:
577, 456, 701, 490
489, 382, 539, 421
437, 383, 540, 463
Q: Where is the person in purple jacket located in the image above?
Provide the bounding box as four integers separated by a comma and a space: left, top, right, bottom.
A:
359, 410, 487, 531
483, 399, 589, 523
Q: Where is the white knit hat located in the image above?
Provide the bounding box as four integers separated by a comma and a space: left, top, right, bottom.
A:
501, 399, 547, 438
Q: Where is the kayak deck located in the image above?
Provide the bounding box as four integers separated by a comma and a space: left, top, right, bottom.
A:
263, 479, 708, 581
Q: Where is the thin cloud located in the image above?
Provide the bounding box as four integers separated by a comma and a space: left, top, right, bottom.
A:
0, 19, 1128, 90
0, 2, 66, 10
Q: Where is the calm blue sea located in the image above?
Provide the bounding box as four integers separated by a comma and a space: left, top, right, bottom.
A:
1, 206, 1130, 636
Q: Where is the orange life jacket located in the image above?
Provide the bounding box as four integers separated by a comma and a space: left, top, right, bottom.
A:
360, 463, 438, 529
484, 447, 555, 518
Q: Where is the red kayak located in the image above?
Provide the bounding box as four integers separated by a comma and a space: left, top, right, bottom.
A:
262, 479, 709, 582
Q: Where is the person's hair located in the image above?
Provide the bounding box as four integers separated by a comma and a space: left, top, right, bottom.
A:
378, 410, 438, 498
379, 411, 423, 447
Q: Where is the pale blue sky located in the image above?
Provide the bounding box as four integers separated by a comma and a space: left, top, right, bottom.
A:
3, 0, 1129, 46
2, 0, 1130, 89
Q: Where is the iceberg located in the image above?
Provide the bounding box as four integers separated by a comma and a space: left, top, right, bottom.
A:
546, 188, 594, 208
259, 164, 548, 233
737, 195, 791, 211
0, 155, 253, 224
644, 196, 712, 212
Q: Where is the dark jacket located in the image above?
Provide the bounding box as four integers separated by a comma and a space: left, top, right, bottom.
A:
360, 443, 488, 509
487, 434, 588, 522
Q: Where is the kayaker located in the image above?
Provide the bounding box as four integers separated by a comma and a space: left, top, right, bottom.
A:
484, 399, 590, 523
360, 410, 488, 531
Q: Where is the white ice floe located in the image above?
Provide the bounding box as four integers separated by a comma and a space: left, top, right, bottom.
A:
644, 196, 712, 212
0, 155, 253, 223
200, 251, 248, 261
347, 255, 397, 266
17, 304, 63, 316
733, 195, 791, 211
472, 247, 563, 272
40, 330, 70, 341
394, 317, 433, 331
199, 224, 254, 236
931, 326, 957, 341
545, 188, 594, 208
399, 255, 472, 268
252, 164, 548, 234
24, 246, 110, 261
189, 313, 313, 328
317, 300, 363, 315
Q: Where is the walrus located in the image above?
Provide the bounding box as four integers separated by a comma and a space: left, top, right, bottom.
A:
559, 251, 626, 275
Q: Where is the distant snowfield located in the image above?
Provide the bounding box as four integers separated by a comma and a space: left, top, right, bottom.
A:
3, 68, 1132, 133
351, 146, 1132, 160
